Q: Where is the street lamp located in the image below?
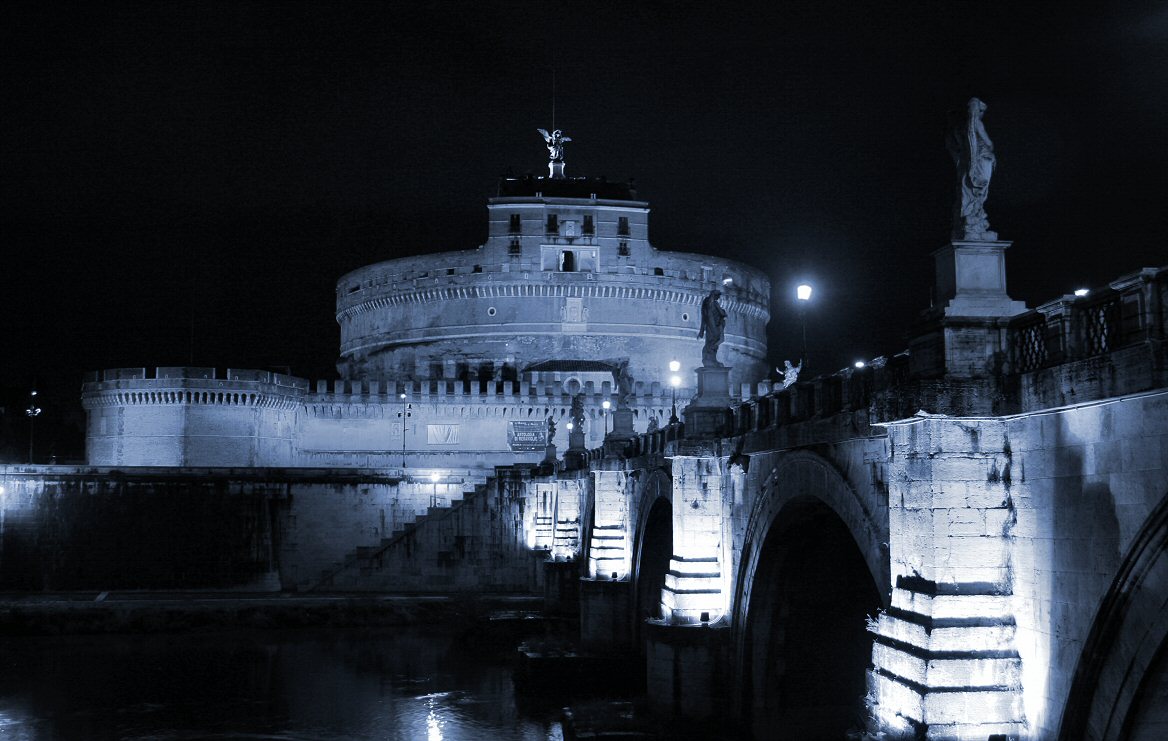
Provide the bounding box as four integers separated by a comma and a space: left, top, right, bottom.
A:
669, 360, 681, 425
601, 399, 611, 436
796, 284, 813, 370
397, 394, 412, 468
25, 390, 42, 464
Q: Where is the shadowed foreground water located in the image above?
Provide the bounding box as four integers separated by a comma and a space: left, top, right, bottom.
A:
0, 626, 565, 740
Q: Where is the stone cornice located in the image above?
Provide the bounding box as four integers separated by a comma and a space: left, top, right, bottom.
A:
337, 282, 770, 323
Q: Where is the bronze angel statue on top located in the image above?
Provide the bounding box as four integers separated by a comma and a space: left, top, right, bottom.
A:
537, 128, 571, 162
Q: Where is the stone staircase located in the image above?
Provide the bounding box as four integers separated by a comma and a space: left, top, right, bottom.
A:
301, 476, 536, 593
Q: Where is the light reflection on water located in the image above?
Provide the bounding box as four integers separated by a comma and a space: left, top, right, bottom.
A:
0, 626, 564, 741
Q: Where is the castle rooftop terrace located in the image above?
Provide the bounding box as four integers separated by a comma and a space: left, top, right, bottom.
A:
494, 175, 638, 201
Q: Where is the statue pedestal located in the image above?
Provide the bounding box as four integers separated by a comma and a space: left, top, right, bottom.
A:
548, 161, 565, 179
611, 408, 635, 437
683, 366, 733, 439
932, 240, 1027, 318
910, 240, 1028, 380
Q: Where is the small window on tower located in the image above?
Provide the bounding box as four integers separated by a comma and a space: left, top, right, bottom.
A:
618, 241, 630, 257
618, 216, 629, 236
654, 267, 665, 276
509, 238, 521, 255
546, 214, 559, 234
583, 215, 594, 235
509, 213, 521, 233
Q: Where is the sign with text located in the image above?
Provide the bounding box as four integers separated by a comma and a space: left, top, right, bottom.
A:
508, 420, 548, 452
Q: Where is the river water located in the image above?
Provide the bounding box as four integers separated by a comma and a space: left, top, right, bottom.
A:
0, 626, 566, 740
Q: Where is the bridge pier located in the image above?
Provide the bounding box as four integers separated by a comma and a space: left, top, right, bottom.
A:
867, 415, 1027, 738
580, 468, 634, 653
645, 621, 731, 721
643, 444, 732, 721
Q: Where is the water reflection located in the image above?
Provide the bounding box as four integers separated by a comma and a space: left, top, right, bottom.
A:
0, 626, 564, 740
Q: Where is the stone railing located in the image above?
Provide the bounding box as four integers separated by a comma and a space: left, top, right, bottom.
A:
1007, 266, 1166, 374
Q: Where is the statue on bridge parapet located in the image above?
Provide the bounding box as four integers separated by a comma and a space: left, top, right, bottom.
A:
947, 97, 998, 241
777, 359, 802, 389
698, 289, 727, 368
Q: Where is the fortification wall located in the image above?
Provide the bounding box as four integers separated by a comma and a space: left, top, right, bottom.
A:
82, 368, 305, 467
0, 466, 476, 592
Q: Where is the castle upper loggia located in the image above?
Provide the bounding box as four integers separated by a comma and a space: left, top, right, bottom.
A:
3, 123, 1166, 740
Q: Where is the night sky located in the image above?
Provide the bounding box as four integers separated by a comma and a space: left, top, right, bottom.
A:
2, 2, 1166, 460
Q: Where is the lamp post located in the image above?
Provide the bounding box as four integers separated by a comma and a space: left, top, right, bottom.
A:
397, 393, 412, 468
601, 399, 611, 436
669, 360, 681, 425
25, 390, 42, 464
796, 283, 813, 370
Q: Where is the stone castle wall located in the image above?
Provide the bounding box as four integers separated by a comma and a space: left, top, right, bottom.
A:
335, 193, 771, 387
83, 368, 756, 468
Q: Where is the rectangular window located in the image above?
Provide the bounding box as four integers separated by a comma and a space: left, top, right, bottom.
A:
617, 216, 629, 236
509, 213, 521, 233
546, 214, 559, 234
583, 215, 594, 235
618, 241, 630, 257
509, 238, 521, 255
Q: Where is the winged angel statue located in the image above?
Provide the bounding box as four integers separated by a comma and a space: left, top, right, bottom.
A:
537, 128, 571, 162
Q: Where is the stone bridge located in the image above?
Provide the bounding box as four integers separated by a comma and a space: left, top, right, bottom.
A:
1, 251, 1163, 740
558, 262, 1167, 739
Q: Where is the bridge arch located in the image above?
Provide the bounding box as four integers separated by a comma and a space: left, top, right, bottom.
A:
631, 467, 673, 638
732, 450, 889, 738
1059, 491, 1168, 741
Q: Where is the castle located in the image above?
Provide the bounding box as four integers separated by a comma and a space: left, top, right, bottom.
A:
5, 119, 1165, 739
80, 142, 770, 472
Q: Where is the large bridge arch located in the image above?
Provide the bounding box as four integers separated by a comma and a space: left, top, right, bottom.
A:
1059, 491, 1168, 741
731, 450, 889, 738
631, 467, 674, 635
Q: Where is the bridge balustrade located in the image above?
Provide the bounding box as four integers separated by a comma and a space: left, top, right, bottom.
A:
1007, 266, 1166, 374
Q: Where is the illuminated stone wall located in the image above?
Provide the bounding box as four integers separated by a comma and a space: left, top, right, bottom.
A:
335, 188, 771, 389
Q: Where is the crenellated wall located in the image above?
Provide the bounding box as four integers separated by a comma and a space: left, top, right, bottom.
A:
81, 368, 306, 467
83, 368, 728, 468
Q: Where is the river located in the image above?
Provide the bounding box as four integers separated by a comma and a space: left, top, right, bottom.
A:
0, 626, 566, 740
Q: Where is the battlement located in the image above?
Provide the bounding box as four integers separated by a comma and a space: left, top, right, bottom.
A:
82, 367, 308, 411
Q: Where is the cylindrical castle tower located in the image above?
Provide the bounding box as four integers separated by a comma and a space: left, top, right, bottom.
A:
336, 175, 770, 389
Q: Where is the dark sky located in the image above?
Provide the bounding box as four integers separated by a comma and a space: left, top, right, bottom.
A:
3, 2, 1166, 423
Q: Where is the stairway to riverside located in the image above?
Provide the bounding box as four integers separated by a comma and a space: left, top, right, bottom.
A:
299, 478, 479, 593
301, 475, 535, 593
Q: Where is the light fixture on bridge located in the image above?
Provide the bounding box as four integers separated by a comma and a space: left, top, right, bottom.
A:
566, 421, 574, 431
796, 284, 813, 373
854, 361, 866, 369
1074, 288, 1089, 297
601, 399, 611, 436
669, 360, 682, 425
429, 472, 441, 483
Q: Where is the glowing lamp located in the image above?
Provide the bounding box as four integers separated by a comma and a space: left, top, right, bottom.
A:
668, 360, 680, 373
429, 472, 441, 483
854, 361, 865, 369
670, 375, 681, 388
1074, 288, 1089, 297
566, 422, 573, 431
602, 400, 610, 411
399, 392, 407, 399
721, 277, 733, 286
796, 284, 812, 301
